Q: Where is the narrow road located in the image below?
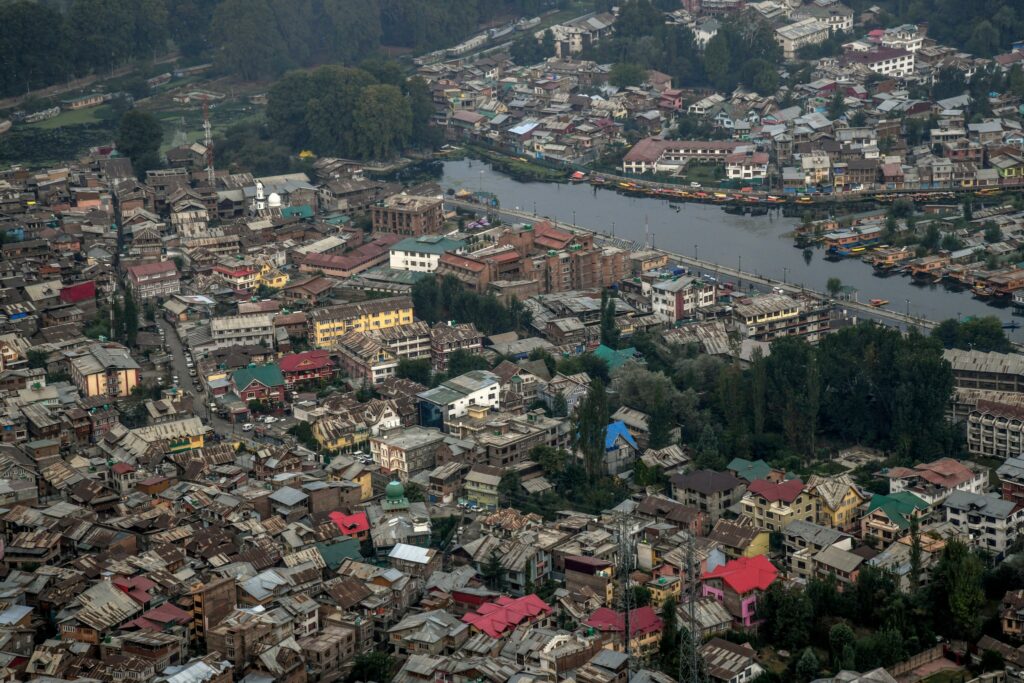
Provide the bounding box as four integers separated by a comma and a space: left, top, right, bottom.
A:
447, 199, 937, 331
158, 317, 239, 436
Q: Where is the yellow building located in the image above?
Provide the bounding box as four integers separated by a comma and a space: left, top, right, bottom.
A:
308, 296, 414, 349
646, 575, 681, 606
740, 479, 818, 532
806, 474, 867, 531
68, 344, 140, 398
313, 414, 369, 452
257, 263, 290, 289
708, 519, 770, 559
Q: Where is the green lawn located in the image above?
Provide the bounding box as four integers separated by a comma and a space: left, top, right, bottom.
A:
27, 104, 111, 129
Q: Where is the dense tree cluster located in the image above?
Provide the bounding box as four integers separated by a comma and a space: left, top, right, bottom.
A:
0, 0, 168, 98
931, 316, 1014, 353
0, 0, 548, 98
265, 65, 430, 160
411, 275, 532, 336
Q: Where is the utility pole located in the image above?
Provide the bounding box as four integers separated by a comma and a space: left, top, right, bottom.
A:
617, 512, 635, 681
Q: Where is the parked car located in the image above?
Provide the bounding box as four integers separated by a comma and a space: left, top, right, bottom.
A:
242, 423, 254, 431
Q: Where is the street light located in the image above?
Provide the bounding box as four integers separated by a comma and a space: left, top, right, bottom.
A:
783, 267, 789, 284
738, 255, 742, 273
572, 210, 576, 227
905, 298, 911, 318
695, 244, 699, 261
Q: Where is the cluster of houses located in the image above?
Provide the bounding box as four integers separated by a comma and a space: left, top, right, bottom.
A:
417, 2, 1024, 195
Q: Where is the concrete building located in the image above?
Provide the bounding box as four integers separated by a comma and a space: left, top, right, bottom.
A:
67, 344, 141, 398
776, 19, 829, 60
332, 331, 399, 385
371, 194, 445, 237
968, 400, 1024, 459
418, 370, 501, 429
740, 479, 817, 532
389, 235, 466, 272
732, 293, 833, 343
943, 491, 1024, 558
208, 314, 275, 350
885, 457, 988, 506
308, 297, 414, 349
126, 261, 180, 301
671, 470, 746, 525
651, 276, 717, 324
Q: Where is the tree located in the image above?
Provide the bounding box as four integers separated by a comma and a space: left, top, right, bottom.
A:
703, 33, 731, 88
760, 583, 813, 651
932, 539, 986, 641
481, 549, 507, 590
600, 288, 620, 348
826, 277, 842, 298
346, 652, 392, 683
795, 648, 820, 683
610, 62, 646, 88
353, 84, 412, 160
909, 514, 923, 594
404, 481, 425, 502
116, 109, 163, 178
829, 623, 856, 670
983, 220, 1002, 243
396, 358, 432, 386
963, 197, 974, 222
26, 349, 49, 369
552, 393, 568, 418
574, 379, 610, 482
658, 595, 680, 675
447, 349, 491, 377
931, 317, 1013, 353
631, 585, 652, 607
827, 90, 846, 120
122, 290, 139, 349
739, 59, 778, 94
921, 224, 941, 251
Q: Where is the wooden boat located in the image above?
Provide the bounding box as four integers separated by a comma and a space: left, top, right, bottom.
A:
569, 171, 587, 182
870, 299, 889, 307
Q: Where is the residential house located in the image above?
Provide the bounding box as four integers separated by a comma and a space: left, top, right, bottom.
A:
708, 518, 770, 559
671, 470, 746, 524
701, 555, 778, 627
885, 457, 987, 506
308, 297, 414, 349
943, 491, 1024, 558
806, 474, 867, 531
417, 370, 501, 429
861, 492, 928, 544
699, 638, 764, 683
740, 478, 817, 532
231, 364, 287, 405
67, 344, 141, 398
127, 261, 180, 301
585, 606, 664, 658
464, 465, 503, 510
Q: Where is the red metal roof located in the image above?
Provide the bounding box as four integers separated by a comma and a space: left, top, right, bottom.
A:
60, 280, 96, 304
461, 594, 552, 638
328, 511, 370, 537
279, 350, 333, 373
702, 555, 777, 594
585, 606, 664, 637
747, 478, 804, 503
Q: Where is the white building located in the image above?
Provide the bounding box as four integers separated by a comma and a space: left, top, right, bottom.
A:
885, 457, 988, 506
881, 24, 925, 52
725, 151, 770, 182
841, 47, 916, 77
388, 235, 466, 273
942, 491, 1024, 557
417, 370, 500, 429
776, 19, 829, 60
791, 1, 853, 33
651, 277, 717, 324
207, 314, 275, 350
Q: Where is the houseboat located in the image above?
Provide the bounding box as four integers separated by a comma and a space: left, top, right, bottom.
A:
908, 254, 950, 281
975, 268, 1024, 299
1013, 289, 1024, 314
868, 247, 912, 273
823, 226, 884, 258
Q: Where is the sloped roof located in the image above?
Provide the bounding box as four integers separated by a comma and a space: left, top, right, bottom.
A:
747, 478, 804, 503
605, 420, 638, 450
701, 555, 777, 594
585, 605, 663, 637
232, 363, 285, 390
461, 594, 552, 638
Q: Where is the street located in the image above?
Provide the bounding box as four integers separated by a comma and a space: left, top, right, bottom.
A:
157, 317, 238, 437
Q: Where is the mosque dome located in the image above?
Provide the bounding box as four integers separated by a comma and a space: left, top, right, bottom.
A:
386, 479, 405, 500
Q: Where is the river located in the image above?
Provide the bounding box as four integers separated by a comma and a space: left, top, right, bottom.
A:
442, 158, 1023, 338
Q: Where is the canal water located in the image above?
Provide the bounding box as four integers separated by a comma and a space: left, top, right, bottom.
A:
443, 158, 1023, 337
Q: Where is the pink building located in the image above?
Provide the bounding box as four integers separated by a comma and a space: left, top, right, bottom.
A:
701, 555, 778, 627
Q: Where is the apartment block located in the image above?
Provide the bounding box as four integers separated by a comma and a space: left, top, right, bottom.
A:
308, 297, 414, 349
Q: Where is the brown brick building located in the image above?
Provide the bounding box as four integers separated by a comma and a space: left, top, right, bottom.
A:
371, 194, 445, 236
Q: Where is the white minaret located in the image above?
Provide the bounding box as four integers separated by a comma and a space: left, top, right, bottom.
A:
254, 180, 266, 214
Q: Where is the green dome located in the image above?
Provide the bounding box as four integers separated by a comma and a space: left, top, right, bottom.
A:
386, 479, 405, 500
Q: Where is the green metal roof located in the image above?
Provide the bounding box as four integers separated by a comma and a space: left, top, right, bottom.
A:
866, 492, 928, 530
593, 345, 638, 371
232, 363, 285, 390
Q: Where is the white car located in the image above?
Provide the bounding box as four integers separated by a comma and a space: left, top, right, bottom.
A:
690, 182, 701, 188
263, 416, 277, 424
242, 423, 254, 431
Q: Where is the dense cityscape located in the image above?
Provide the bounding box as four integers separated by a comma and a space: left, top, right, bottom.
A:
2, 1, 1024, 682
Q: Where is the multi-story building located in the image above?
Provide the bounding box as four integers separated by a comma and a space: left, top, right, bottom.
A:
208, 314, 275, 350
860, 492, 928, 545
621, 138, 742, 174
212, 264, 260, 290
805, 474, 867, 531
371, 194, 445, 237
67, 344, 141, 398
308, 297, 414, 349
699, 638, 764, 683
725, 151, 770, 182
791, 0, 853, 32
651, 276, 717, 324
548, 12, 616, 57
998, 455, 1024, 507
447, 406, 571, 468
671, 470, 746, 525
333, 331, 399, 386
944, 349, 1024, 393
885, 457, 988, 506
464, 464, 503, 510
418, 370, 501, 429
943, 491, 1024, 558
584, 607, 664, 659
968, 399, 1024, 459
732, 293, 833, 343
231, 364, 287, 405
278, 350, 335, 387
783, 520, 851, 580
740, 479, 817, 532
430, 322, 482, 372
841, 47, 916, 77
776, 19, 829, 60
701, 555, 778, 628
371, 322, 432, 361
126, 261, 180, 301
370, 426, 449, 481
389, 235, 465, 272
